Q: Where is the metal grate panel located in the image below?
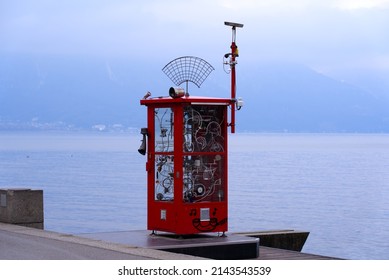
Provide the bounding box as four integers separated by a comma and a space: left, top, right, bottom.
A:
162, 56, 214, 90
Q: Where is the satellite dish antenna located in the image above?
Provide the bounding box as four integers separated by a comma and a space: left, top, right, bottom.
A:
162, 56, 215, 94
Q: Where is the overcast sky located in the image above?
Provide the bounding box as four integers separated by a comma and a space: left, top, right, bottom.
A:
1, 0, 389, 79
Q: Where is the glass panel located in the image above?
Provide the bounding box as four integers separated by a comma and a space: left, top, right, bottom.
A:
182, 105, 226, 203
155, 108, 174, 153
154, 107, 174, 201
183, 105, 225, 152
183, 154, 225, 203
155, 155, 174, 201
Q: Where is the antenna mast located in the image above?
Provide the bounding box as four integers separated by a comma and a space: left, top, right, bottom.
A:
224, 21, 243, 133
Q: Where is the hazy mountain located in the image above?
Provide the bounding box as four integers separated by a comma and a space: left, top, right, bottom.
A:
0, 54, 149, 130
1, 54, 388, 132
236, 63, 389, 132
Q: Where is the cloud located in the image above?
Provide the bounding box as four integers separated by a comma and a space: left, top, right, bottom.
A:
105, 62, 118, 82
1, 0, 389, 75
333, 0, 389, 10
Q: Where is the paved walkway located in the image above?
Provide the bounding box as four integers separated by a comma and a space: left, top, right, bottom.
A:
0, 223, 202, 260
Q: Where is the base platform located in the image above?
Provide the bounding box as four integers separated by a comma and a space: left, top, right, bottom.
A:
82, 230, 259, 259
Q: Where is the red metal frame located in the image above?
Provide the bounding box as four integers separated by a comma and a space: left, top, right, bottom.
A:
140, 95, 232, 235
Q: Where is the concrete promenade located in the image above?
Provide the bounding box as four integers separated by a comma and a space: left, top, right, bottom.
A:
0, 222, 203, 260
1, 222, 340, 260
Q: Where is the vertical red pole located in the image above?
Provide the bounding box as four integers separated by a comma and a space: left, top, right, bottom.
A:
146, 105, 155, 231
230, 39, 237, 134
225, 22, 243, 133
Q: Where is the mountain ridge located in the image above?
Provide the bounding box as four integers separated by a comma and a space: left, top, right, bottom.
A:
1, 54, 388, 132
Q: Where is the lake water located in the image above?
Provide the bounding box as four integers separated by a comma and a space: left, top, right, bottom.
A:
1, 132, 388, 260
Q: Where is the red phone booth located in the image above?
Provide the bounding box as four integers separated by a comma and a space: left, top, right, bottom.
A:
139, 22, 243, 235
140, 93, 232, 235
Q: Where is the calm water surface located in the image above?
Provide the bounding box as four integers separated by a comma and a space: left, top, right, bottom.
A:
1, 132, 388, 259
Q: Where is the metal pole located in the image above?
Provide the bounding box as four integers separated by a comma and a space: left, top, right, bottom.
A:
224, 22, 243, 134
230, 28, 237, 133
